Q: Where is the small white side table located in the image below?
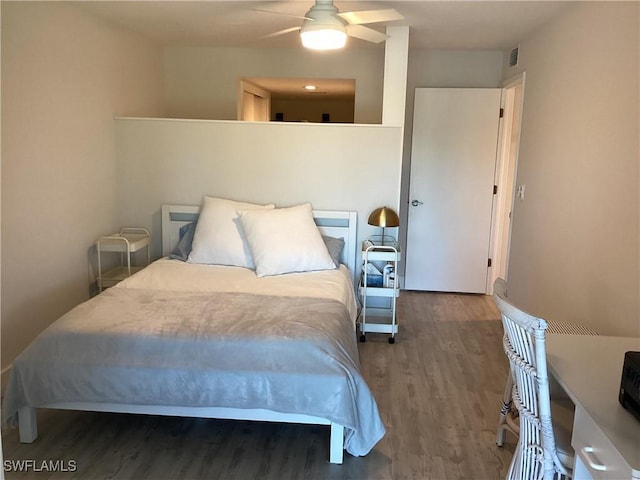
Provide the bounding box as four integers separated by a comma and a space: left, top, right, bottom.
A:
96, 227, 151, 292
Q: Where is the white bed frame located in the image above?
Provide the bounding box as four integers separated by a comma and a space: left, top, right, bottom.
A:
17, 205, 359, 465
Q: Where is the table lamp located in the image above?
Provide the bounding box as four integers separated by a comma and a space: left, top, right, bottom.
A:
368, 206, 399, 245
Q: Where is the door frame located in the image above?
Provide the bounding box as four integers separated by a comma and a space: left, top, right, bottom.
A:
237, 79, 271, 121
487, 72, 526, 293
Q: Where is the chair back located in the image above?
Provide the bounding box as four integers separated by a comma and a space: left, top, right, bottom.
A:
493, 278, 569, 480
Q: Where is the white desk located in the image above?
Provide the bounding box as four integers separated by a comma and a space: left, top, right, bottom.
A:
546, 334, 640, 480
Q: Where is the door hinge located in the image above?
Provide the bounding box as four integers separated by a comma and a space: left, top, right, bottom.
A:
488, 258, 493, 267
499, 108, 504, 118
493, 185, 498, 194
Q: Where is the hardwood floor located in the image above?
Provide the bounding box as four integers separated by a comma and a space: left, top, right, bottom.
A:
2, 291, 515, 479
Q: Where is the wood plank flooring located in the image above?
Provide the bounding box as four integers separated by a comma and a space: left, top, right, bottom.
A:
2, 291, 515, 479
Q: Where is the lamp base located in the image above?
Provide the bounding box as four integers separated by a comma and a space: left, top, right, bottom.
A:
367, 234, 398, 248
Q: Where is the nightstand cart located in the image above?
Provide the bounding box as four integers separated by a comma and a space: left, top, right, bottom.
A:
96, 227, 151, 292
358, 242, 401, 344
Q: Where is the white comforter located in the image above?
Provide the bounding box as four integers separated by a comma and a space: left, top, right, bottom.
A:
117, 258, 360, 322
3, 260, 383, 457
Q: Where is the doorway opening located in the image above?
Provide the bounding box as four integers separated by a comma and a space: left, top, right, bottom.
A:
488, 73, 525, 292
405, 87, 502, 293
237, 77, 355, 123
239, 80, 271, 122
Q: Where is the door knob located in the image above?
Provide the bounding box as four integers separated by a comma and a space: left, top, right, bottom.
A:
411, 200, 424, 207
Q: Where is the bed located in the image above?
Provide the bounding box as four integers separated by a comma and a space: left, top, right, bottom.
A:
2, 201, 385, 464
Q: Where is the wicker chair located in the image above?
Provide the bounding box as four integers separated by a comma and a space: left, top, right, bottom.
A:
496, 295, 598, 447
493, 278, 573, 480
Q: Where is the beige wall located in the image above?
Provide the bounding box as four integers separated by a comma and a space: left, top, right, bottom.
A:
115, 119, 402, 262
505, 2, 639, 336
163, 46, 384, 124
1, 3, 165, 369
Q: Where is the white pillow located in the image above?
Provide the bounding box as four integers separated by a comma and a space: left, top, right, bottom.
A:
187, 196, 274, 268
237, 203, 336, 277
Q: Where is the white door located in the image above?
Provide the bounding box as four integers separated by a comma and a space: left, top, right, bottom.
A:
405, 88, 501, 293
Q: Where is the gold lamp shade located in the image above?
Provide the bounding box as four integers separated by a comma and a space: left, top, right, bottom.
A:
368, 207, 399, 246
368, 207, 400, 227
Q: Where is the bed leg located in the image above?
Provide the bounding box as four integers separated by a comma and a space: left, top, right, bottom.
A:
18, 407, 38, 443
329, 423, 344, 464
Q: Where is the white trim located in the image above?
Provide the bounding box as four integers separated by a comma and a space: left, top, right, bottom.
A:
487, 72, 526, 293
502, 71, 526, 90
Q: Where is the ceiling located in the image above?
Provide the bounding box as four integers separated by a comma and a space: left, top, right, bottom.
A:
76, 1, 572, 100
246, 77, 356, 99
78, 1, 572, 50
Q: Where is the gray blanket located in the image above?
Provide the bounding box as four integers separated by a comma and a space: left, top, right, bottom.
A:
2, 288, 384, 456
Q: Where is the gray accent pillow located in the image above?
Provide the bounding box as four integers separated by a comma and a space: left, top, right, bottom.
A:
323, 235, 345, 268
169, 222, 196, 261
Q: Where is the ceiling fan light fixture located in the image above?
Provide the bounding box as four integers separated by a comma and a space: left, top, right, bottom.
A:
299, 0, 347, 50
300, 26, 347, 50
257, 1, 403, 49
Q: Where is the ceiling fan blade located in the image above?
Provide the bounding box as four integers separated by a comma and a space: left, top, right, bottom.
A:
338, 8, 403, 25
251, 8, 311, 21
346, 24, 389, 43
261, 26, 301, 40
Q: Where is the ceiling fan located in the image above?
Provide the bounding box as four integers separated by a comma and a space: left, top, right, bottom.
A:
257, 0, 404, 50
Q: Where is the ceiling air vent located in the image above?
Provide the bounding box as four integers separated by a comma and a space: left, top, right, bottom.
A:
509, 47, 519, 68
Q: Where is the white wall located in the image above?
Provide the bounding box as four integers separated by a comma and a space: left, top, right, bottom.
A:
163, 46, 384, 124
505, 2, 639, 336
115, 118, 402, 259
0, 3, 165, 369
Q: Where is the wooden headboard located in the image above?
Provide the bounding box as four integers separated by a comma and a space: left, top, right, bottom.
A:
161, 205, 358, 285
